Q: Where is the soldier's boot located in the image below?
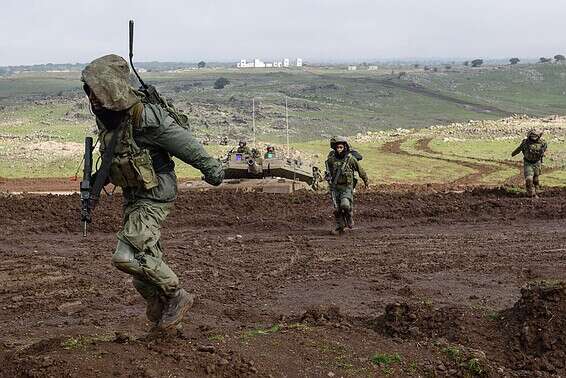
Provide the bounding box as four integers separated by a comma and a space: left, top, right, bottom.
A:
132, 278, 163, 324
157, 289, 194, 330
525, 178, 536, 198
331, 210, 345, 235
344, 210, 354, 229
146, 295, 163, 323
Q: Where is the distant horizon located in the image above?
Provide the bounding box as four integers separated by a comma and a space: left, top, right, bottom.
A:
0, 56, 553, 68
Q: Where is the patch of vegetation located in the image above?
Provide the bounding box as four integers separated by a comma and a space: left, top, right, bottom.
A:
207, 334, 225, 342
241, 324, 281, 339
442, 345, 462, 361
370, 352, 402, 367
286, 322, 311, 331
61, 334, 113, 350
467, 357, 484, 375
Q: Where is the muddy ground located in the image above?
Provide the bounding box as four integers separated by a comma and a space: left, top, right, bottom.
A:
0, 186, 565, 377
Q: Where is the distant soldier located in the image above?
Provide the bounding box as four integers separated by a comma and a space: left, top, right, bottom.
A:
311, 166, 324, 191
236, 140, 252, 155
264, 145, 276, 159
511, 129, 547, 198
325, 136, 369, 234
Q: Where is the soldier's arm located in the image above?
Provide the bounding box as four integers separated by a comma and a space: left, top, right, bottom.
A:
324, 157, 333, 182
511, 140, 524, 157
353, 159, 369, 186
142, 105, 224, 185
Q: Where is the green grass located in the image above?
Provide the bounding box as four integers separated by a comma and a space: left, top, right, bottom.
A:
442, 345, 462, 361
241, 324, 281, 339
3, 65, 566, 184
370, 352, 402, 367
61, 334, 113, 350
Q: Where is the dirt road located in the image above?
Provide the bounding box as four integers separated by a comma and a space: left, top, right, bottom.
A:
0, 187, 565, 377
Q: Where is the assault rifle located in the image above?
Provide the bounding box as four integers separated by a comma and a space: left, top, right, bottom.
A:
80, 137, 93, 237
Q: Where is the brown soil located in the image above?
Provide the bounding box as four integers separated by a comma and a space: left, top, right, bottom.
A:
1, 187, 565, 377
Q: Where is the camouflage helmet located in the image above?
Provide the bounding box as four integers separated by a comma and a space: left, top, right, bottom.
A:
527, 128, 543, 139
329, 135, 337, 148
239, 139, 247, 146
333, 136, 349, 150
81, 54, 140, 112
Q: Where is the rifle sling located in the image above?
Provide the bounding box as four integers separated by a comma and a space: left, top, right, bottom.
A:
89, 121, 124, 208
332, 153, 350, 186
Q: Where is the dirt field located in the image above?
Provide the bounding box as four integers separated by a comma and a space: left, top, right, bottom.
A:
0, 185, 565, 377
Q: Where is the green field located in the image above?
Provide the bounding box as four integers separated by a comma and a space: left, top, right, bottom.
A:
1, 64, 566, 186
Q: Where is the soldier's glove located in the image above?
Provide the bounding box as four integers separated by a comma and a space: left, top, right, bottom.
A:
203, 164, 224, 186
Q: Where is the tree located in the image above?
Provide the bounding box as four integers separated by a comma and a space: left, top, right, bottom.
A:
539, 57, 552, 63
554, 55, 565, 63
463, 61, 470, 67
509, 58, 520, 65
471, 59, 483, 67
214, 77, 230, 89
198, 61, 206, 68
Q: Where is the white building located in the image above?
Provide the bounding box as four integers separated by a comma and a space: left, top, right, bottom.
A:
368, 65, 378, 70
237, 59, 255, 68
348, 65, 357, 71
254, 58, 266, 68
236, 57, 303, 68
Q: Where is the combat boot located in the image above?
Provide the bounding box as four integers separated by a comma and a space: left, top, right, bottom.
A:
157, 289, 195, 330
146, 295, 163, 323
344, 210, 354, 229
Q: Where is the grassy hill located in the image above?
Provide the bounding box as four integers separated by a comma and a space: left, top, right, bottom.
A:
1, 64, 566, 187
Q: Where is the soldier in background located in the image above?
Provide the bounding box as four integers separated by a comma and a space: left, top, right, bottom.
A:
325, 136, 368, 234
311, 166, 324, 190
236, 140, 252, 155
264, 145, 276, 159
511, 129, 547, 198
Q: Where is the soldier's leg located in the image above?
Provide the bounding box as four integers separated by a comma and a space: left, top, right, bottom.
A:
523, 162, 535, 198
533, 163, 541, 196
112, 200, 181, 323
339, 188, 354, 228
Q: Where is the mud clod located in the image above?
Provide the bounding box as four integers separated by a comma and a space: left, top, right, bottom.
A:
501, 281, 566, 373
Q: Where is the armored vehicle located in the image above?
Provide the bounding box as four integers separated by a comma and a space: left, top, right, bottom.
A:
222, 149, 315, 185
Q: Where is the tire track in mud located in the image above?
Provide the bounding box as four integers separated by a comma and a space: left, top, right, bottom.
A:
380, 138, 502, 185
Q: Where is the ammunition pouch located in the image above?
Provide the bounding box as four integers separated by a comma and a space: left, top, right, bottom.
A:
109, 149, 159, 190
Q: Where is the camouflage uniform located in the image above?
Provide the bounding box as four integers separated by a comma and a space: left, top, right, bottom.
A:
511, 129, 547, 197
82, 55, 223, 328
236, 141, 251, 155
325, 137, 368, 232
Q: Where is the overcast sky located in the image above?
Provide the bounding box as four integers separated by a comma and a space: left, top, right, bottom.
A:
1, 0, 565, 65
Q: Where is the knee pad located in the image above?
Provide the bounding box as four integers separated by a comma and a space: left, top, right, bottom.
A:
112, 240, 143, 276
